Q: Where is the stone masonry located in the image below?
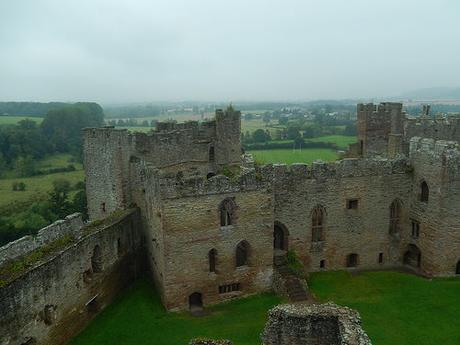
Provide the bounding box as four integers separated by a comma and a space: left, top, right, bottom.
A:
81, 103, 460, 311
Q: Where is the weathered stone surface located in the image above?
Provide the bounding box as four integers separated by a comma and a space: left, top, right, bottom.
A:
0, 209, 143, 345
261, 303, 372, 345
189, 339, 233, 345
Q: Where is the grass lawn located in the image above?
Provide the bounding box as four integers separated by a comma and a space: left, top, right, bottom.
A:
309, 271, 460, 345
0, 116, 43, 125
0, 154, 84, 207
307, 135, 356, 149
249, 148, 339, 164
69, 279, 283, 345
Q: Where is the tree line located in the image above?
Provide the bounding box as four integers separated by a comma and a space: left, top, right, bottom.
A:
0, 103, 104, 177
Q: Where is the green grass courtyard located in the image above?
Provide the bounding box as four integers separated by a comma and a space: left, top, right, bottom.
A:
69, 271, 460, 345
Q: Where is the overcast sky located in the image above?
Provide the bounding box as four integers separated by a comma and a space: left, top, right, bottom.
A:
0, 0, 459, 103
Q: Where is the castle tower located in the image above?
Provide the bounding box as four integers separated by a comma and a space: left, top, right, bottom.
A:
387, 102, 404, 158
214, 105, 242, 169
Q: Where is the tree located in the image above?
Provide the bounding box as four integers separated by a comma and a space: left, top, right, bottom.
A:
14, 155, 36, 177
49, 178, 72, 218
278, 117, 288, 126
286, 125, 301, 140
252, 129, 270, 143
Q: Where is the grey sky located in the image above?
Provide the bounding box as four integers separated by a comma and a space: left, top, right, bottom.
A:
0, 0, 459, 103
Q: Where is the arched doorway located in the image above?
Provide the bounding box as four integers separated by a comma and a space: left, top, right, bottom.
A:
456, 260, 460, 275
189, 292, 203, 310
273, 222, 288, 251
346, 253, 358, 268
403, 244, 421, 268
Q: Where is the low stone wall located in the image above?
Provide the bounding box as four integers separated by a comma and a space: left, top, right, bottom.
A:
261, 303, 372, 345
189, 339, 233, 345
0, 209, 144, 345
0, 213, 83, 266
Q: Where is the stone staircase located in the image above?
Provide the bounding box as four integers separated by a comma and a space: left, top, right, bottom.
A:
274, 254, 308, 302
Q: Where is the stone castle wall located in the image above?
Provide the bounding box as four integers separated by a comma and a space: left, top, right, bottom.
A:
407, 138, 460, 276
260, 158, 413, 272
0, 209, 143, 345
0, 213, 83, 266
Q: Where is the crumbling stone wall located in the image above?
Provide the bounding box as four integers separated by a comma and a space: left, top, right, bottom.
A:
356, 102, 460, 159
260, 158, 412, 273
261, 303, 372, 345
84, 108, 241, 220
0, 213, 82, 266
407, 137, 460, 276
0, 209, 143, 345
139, 170, 274, 310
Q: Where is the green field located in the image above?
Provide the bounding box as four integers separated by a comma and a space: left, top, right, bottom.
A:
0, 116, 43, 125
307, 135, 356, 149
69, 279, 283, 345
249, 148, 339, 164
0, 154, 84, 207
309, 271, 460, 345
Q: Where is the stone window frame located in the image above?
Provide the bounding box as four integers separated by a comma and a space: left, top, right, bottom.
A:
420, 180, 429, 203
218, 283, 241, 294
389, 199, 402, 234
235, 240, 250, 268
311, 205, 326, 243
219, 198, 236, 227
208, 248, 217, 273
346, 198, 359, 210
410, 219, 420, 238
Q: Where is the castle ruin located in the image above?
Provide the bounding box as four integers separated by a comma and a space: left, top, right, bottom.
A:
0, 103, 459, 344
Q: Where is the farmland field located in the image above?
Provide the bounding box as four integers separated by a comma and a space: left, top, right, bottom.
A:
0, 154, 84, 207
249, 148, 339, 164
0, 116, 43, 125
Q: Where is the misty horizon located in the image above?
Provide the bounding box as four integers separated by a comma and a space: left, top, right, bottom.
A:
1, 0, 459, 103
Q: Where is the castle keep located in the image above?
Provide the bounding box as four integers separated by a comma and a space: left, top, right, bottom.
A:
1, 103, 459, 345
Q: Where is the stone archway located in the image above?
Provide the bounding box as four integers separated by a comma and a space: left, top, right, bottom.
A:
189, 292, 203, 311
273, 222, 289, 252
456, 260, 460, 275
403, 244, 421, 268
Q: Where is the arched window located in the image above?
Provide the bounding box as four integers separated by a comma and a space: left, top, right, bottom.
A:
208, 249, 217, 273
117, 238, 122, 257
389, 199, 401, 234
91, 245, 102, 273
220, 198, 235, 226
236, 241, 249, 267
311, 206, 325, 242
420, 181, 429, 202
273, 222, 289, 251
346, 253, 358, 268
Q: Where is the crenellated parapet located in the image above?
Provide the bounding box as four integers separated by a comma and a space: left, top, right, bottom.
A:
258, 157, 410, 184
141, 166, 269, 199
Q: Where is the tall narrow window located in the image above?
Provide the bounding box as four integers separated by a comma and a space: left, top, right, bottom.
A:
209, 145, 215, 162
311, 206, 325, 242
208, 249, 217, 273
420, 181, 429, 202
236, 241, 249, 267
220, 198, 235, 226
389, 199, 401, 234
411, 220, 420, 238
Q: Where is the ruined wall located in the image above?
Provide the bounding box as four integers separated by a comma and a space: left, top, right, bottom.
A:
144, 171, 274, 310
0, 209, 143, 345
84, 128, 132, 220
261, 158, 412, 272
404, 116, 460, 148
261, 303, 372, 345
84, 109, 242, 220
0, 214, 82, 266
407, 138, 460, 276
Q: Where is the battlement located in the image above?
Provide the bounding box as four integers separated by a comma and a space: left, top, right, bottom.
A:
143, 167, 268, 199
0, 213, 83, 266
409, 137, 460, 172
259, 157, 410, 182
357, 102, 404, 116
